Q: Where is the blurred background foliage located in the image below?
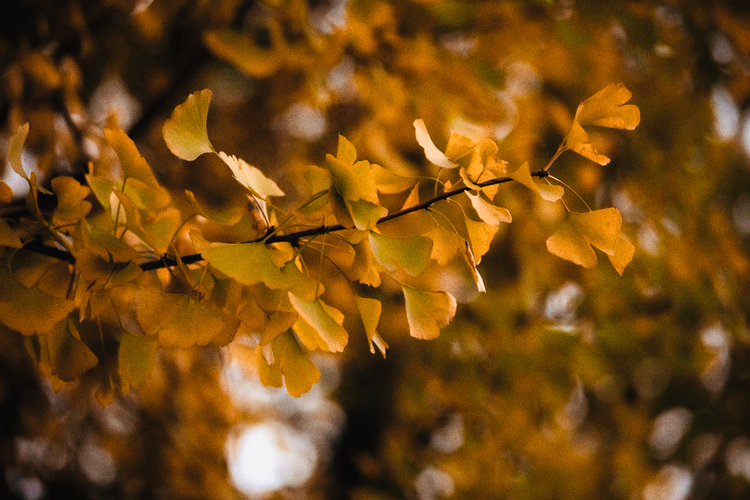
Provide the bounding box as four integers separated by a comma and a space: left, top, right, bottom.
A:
2, 0, 750, 498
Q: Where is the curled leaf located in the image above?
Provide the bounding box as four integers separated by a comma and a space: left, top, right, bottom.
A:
288, 293, 348, 353
402, 285, 457, 340
414, 119, 457, 169
218, 152, 284, 198
466, 192, 512, 226
163, 89, 215, 161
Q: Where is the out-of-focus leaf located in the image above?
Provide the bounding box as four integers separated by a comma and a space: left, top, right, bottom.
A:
401, 285, 457, 340
510, 162, 564, 202
51, 176, 92, 227
288, 293, 348, 353
7, 123, 52, 194
119, 330, 157, 394
0, 181, 13, 205
203, 30, 282, 78
466, 192, 512, 226
163, 89, 215, 161
0, 266, 76, 335
369, 231, 432, 276
218, 152, 284, 199
256, 331, 320, 397
134, 289, 239, 348
185, 190, 244, 226
0, 219, 22, 248
546, 208, 622, 268
372, 163, 414, 194
44, 318, 98, 381
356, 296, 388, 357
413, 119, 457, 169
112, 190, 180, 254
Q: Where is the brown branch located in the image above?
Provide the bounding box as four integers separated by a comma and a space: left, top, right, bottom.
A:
19, 170, 550, 271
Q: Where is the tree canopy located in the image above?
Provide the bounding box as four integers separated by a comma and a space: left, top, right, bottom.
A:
2, 1, 750, 499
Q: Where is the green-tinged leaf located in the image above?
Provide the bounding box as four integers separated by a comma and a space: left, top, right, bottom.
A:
0, 266, 76, 335
256, 331, 320, 397
185, 190, 244, 226
608, 234, 635, 275
464, 217, 499, 264
218, 152, 284, 198
51, 176, 92, 227
203, 30, 282, 78
288, 293, 348, 353
510, 162, 564, 202
349, 199, 388, 231
163, 89, 215, 161
43, 318, 98, 381
86, 175, 116, 215
401, 285, 457, 340
119, 330, 158, 394
372, 163, 414, 194
546, 208, 622, 268
466, 192, 512, 226
105, 128, 162, 188
74, 218, 138, 263
112, 190, 179, 254
336, 133, 358, 166
134, 289, 239, 349
199, 240, 317, 299
355, 296, 388, 357
0, 219, 22, 248
575, 83, 641, 130
414, 119, 457, 169
369, 231, 432, 276
122, 177, 171, 211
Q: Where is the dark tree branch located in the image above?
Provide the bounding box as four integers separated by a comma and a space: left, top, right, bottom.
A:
17, 170, 550, 271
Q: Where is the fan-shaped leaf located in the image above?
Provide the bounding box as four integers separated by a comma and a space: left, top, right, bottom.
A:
466, 192, 512, 226
256, 331, 320, 397
288, 293, 348, 353
414, 119, 457, 169
546, 208, 622, 268
369, 231, 433, 276
119, 330, 157, 394
401, 285, 457, 340
163, 89, 215, 161
51, 176, 92, 227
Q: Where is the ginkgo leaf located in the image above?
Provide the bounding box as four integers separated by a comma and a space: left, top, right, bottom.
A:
371, 163, 414, 194
163, 89, 215, 161
51, 176, 92, 227
464, 217, 499, 264
414, 119, 457, 169
608, 234, 635, 275
466, 192, 512, 226
199, 240, 318, 300
288, 293, 348, 353
574, 83, 641, 130
203, 30, 282, 78
401, 285, 457, 340
355, 296, 388, 357
185, 190, 244, 226
135, 289, 239, 349
349, 237, 382, 287
0, 266, 76, 335
44, 318, 98, 381
7, 123, 52, 195
256, 331, 320, 397
119, 330, 158, 394
565, 121, 611, 166
444, 131, 475, 160
546, 208, 622, 268
0, 219, 22, 248
0, 181, 12, 205
369, 231, 433, 276
463, 241, 486, 293
105, 128, 162, 188
112, 190, 180, 254
510, 162, 564, 202
218, 152, 284, 198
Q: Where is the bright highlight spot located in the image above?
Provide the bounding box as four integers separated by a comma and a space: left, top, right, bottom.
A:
226, 422, 317, 497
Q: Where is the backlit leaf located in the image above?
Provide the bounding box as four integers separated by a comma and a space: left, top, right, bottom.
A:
288, 293, 348, 353
401, 285, 457, 340
44, 318, 98, 381
545, 208, 622, 268
510, 162, 564, 202
7, 123, 52, 195
185, 190, 244, 226
575, 83, 641, 130
105, 128, 162, 188
163, 89, 215, 161
444, 131, 474, 160
355, 296, 388, 357
203, 30, 282, 78
135, 289, 239, 349
119, 330, 158, 394
608, 234, 635, 275
369, 231, 433, 276
464, 217, 499, 264
256, 331, 320, 397
218, 152, 284, 199
349, 237, 382, 287
414, 119, 458, 169
466, 192, 512, 226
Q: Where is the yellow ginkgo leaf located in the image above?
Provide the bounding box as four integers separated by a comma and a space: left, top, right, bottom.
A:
163, 89, 215, 161
369, 231, 433, 277
607, 234, 636, 275
7, 123, 52, 195
119, 330, 158, 394
355, 296, 388, 357
444, 131, 474, 160
463, 241, 486, 293
256, 331, 320, 397
414, 119, 458, 169
510, 162, 564, 202
51, 176, 92, 227
574, 83, 641, 130
401, 285, 457, 340
288, 293, 348, 353
466, 192, 512, 226
218, 152, 284, 199
546, 208, 622, 268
